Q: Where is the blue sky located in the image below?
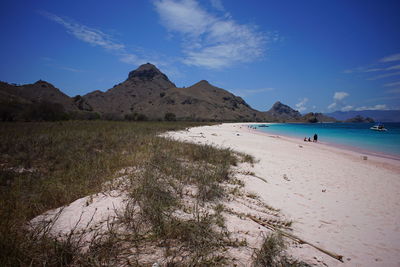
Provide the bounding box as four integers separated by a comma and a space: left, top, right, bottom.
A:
1, 0, 399, 113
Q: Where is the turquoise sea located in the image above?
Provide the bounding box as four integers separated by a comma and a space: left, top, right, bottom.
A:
252, 123, 400, 157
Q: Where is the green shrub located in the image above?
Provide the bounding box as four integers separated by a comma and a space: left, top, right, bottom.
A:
164, 112, 176, 121
124, 112, 148, 121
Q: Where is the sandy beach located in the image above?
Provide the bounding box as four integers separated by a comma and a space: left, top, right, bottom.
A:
166, 123, 400, 267
31, 122, 400, 266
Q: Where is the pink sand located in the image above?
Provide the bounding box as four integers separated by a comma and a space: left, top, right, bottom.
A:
167, 123, 400, 267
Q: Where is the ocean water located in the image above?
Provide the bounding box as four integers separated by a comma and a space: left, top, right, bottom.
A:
252, 123, 400, 157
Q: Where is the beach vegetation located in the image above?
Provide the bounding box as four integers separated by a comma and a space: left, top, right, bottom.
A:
252, 233, 311, 267
0, 120, 256, 266
164, 112, 177, 121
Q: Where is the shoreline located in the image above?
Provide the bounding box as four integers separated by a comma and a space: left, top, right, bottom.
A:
246, 123, 400, 172
167, 123, 400, 266
248, 123, 400, 161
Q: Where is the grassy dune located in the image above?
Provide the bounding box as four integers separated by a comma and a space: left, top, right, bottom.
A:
0, 121, 306, 266
0, 121, 247, 265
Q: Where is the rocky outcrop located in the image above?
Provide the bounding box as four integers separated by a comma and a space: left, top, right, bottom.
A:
302, 112, 337, 123
264, 101, 302, 121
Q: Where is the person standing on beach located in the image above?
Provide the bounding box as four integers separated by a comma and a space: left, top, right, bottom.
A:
313, 134, 318, 142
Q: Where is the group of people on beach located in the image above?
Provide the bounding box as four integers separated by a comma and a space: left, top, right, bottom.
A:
304, 134, 318, 142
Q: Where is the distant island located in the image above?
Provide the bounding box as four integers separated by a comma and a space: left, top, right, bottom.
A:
344, 115, 375, 123
326, 110, 400, 123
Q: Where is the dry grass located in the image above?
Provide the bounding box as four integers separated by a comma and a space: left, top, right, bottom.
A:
0, 121, 304, 266
0, 121, 210, 266
252, 233, 311, 267
0, 121, 256, 266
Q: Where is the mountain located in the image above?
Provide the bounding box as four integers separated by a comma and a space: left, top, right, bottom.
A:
0, 80, 83, 121
2, 63, 336, 122
262, 103, 336, 122
81, 63, 267, 121
302, 112, 337, 123
0, 80, 77, 110
264, 101, 301, 121
326, 110, 400, 122
133, 80, 269, 121
82, 63, 176, 115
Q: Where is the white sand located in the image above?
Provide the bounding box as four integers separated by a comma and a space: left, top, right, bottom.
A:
166, 123, 400, 267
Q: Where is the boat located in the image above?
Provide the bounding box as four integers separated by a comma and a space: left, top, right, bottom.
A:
370, 123, 387, 131
258, 124, 269, 127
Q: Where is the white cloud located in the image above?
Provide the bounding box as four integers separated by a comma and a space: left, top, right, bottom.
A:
40, 11, 150, 66
154, 0, 213, 36
341, 105, 353, 111
328, 91, 350, 110
384, 81, 400, 87
333, 92, 349, 101
154, 0, 270, 69
355, 104, 388, 111
380, 53, 400, 63
295, 97, 308, 112
328, 102, 336, 109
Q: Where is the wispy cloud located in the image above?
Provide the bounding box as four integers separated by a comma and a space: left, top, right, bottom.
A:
231, 87, 274, 97
384, 81, 400, 87
40, 11, 151, 66
154, 0, 272, 69
385, 88, 400, 94
58, 66, 84, 73
295, 97, 308, 112
344, 64, 400, 74
209, 0, 225, 12
355, 104, 387, 111
40, 11, 124, 51
387, 64, 400, 71
367, 71, 400, 80
365, 95, 400, 103
380, 53, 400, 63
40, 57, 85, 73
344, 53, 400, 104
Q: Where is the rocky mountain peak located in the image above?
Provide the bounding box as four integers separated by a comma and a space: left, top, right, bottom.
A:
34, 80, 54, 88
197, 80, 210, 85
191, 80, 214, 89
271, 101, 284, 109
270, 101, 292, 111
128, 63, 168, 81
267, 101, 301, 119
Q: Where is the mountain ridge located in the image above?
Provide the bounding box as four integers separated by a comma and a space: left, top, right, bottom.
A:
0, 63, 351, 122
